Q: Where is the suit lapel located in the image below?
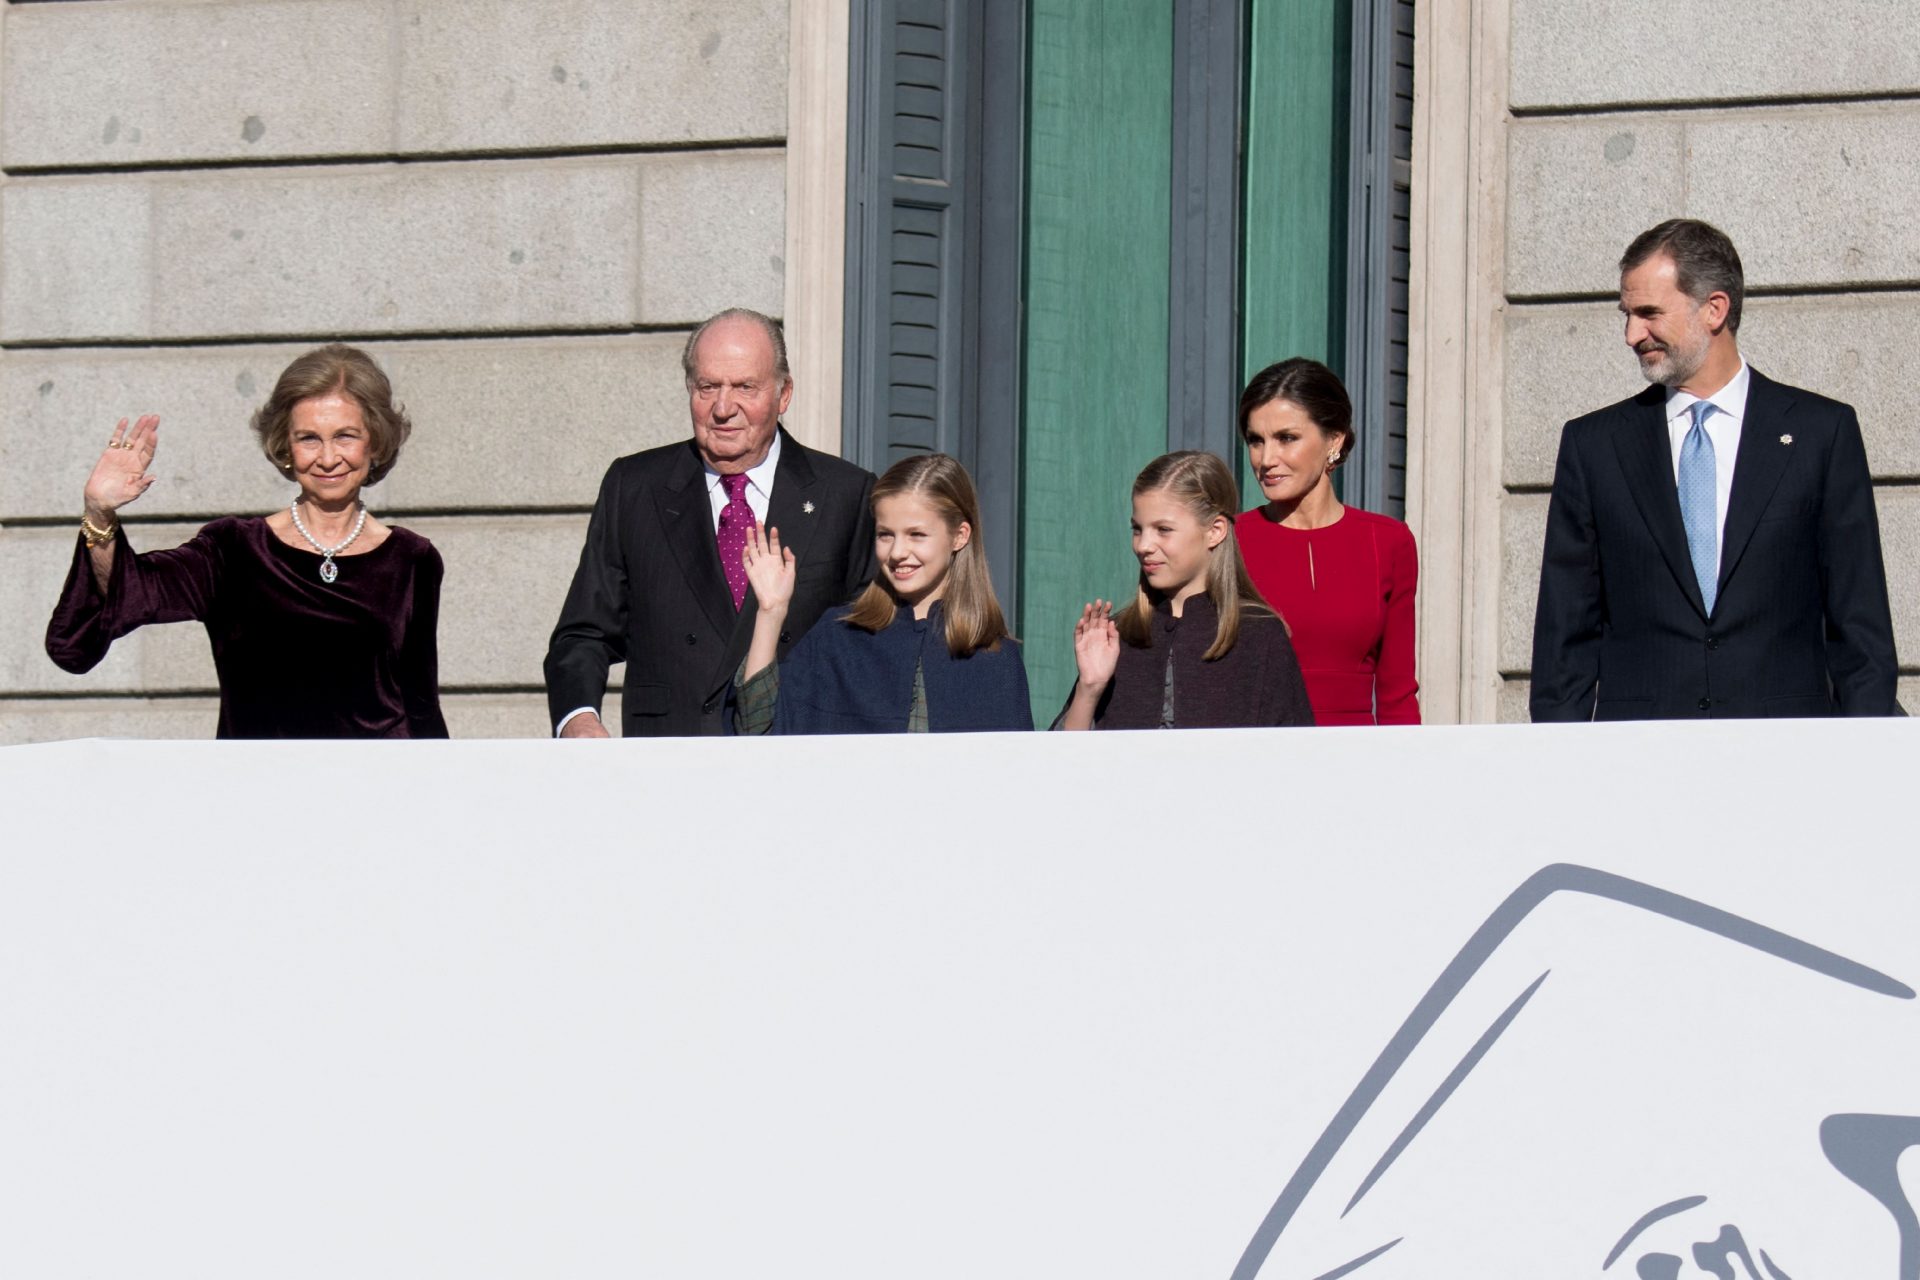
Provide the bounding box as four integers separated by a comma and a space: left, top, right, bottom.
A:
1612, 386, 1708, 619
762, 428, 823, 572
1715, 369, 1796, 599
657, 444, 736, 641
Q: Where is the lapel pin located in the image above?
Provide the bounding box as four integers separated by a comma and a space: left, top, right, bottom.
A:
802, 500, 815, 514
1780, 434, 1793, 445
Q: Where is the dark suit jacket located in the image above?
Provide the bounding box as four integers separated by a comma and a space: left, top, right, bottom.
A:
544, 428, 877, 736
1530, 369, 1897, 721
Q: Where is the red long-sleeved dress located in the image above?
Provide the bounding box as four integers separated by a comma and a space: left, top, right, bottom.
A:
1233, 506, 1421, 725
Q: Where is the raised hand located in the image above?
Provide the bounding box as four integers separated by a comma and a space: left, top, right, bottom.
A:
83, 415, 160, 522
1073, 599, 1120, 689
742, 522, 796, 615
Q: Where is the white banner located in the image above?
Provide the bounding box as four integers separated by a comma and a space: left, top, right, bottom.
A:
4, 721, 1917, 1279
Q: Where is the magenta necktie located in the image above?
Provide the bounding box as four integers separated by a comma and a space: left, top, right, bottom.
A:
715, 472, 756, 610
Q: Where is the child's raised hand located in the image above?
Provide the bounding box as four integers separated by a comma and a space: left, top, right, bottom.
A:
1073, 599, 1120, 688
742, 523, 796, 614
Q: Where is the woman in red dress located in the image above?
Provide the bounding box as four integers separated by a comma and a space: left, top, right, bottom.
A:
1233, 358, 1420, 725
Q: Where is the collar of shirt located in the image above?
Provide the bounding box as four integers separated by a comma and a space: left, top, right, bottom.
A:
704, 430, 782, 530
1664, 358, 1750, 438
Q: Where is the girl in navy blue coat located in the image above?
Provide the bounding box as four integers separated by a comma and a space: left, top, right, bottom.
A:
733, 453, 1031, 734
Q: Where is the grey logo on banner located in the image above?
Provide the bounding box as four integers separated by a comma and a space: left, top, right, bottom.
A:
1230, 864, 1920, 1280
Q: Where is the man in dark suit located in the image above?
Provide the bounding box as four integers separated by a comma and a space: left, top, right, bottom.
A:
1531, 219, 1897, 721
545, 309, 877, 736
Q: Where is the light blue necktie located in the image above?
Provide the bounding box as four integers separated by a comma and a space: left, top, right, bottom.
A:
1678, 400, 1718, 613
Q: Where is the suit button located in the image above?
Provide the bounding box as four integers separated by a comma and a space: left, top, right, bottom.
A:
703, 696, 719, 713
685, 633, 697, 646
1705, 636, 1719, 650
779, 630, 792, 644
1697, 697, 1712, 711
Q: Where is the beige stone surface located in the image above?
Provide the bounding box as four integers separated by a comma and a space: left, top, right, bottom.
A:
1503, 294, 1920, 489
1, 0, 392, 169
638, 150, 789, 324
0, 697, 224, 745
1688, 106, 1920, 291
0, 182, 153, 340
443, 693, 567, 740
1499, 494, 1550, 677
1499, 489, 1919, 676
441, 692, 627, 739
1510, 0, 1920, 110
1, 151, 784, 343
1505, 118, 1685, 299
1505, 105, 1920, 298
1496, 678, 1531, 725
0, 335, 697, 522
1881, 490, 1920, 663
396, 0, 786, 153
2, 0, 787, 170
410, 514, 592, 688
0, 692, 619, 744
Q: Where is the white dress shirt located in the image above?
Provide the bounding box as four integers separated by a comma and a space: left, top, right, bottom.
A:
703, 430, 780, 529
1664, 359, 1749, 560
555, 434, 783, 735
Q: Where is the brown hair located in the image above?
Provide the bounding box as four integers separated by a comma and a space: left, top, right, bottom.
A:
1115, 451, 1273, 661
1238, 357, 1355, 470
250, 344, 412, 486
1620, 218, 1745, 334
841, 453, 1010, 657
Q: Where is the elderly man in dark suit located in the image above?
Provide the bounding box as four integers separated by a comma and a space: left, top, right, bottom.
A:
1530, 219, 1897, 721
545, 309, 877, 737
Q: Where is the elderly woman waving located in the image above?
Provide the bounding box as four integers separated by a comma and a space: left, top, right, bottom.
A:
46, 344, 449, 738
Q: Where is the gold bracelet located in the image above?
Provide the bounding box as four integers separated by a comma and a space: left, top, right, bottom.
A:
80, 513, 117, 548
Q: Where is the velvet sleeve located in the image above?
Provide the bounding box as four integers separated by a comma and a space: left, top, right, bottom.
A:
1375, 521, 1422, 725
400, 540, 450, 738
45, 525, 223, 674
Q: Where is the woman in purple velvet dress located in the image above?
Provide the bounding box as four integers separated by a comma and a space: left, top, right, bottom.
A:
45, 345, 448, 738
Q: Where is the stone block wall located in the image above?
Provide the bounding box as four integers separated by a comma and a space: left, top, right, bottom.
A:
1491, 0, 1920, 719
0, 0, 788, 743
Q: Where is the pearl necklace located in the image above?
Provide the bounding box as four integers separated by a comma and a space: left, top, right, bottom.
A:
289, 500, 367, 583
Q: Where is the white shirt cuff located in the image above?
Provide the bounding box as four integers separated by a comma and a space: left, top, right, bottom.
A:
554, 706, 601, 737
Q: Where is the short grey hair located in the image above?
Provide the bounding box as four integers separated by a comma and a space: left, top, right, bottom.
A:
1620, 218, 1745, 335
680, 308, 790, 385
